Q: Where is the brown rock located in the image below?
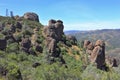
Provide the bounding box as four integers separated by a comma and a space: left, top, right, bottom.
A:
23, 12, 39, 22
66, 35, 77, 45
45, 37, 56, 53
16, 22, 22, 29
48, 19, 56, 26
55, 20, 64, 41
112, 57, 118, 67
90, 40, 105, 69
0, 38, 7, 50
83, 40, 91, 49
10, 24, 16, 33
35, 43, 43, 53
21, 37, 31, 53
43, 25, 57, 39
95, 39, 105, 47
105, 56, 118, 67
87, 42, 94, 50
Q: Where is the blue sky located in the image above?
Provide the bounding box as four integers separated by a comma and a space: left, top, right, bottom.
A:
0, 0, 120, 31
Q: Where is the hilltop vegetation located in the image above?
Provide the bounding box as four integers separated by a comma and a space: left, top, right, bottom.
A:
0, 13, 120, 80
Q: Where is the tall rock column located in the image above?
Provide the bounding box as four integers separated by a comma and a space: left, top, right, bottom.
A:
90, 40, 105, 69
43, 19, 66, 65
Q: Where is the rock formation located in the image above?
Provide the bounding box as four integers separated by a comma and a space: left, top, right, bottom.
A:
66, 35, 77, 45
105, 56, 118, 67
9, 24, 16, 33
20, 37, 31, 53
35, 43, 43, 53
43, 19, 64, 55
16, 22, 22, 29
55, 20, 64, 41
23, 12, 39, 22
90, 40, 105, 70
0, 38, 7, 50
83, 40, 91, 49
83, 40, 94, 55
43, 19, 66, 64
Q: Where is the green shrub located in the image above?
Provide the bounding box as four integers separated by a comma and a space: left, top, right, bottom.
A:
61, 47, 67, 55
65, 40, 72, 47
6, 62, 20, 80
6, 42, 19, 53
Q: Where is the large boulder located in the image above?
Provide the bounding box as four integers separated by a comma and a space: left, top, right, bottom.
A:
35, 43, 43, 53
83, 40, 91, 49
55, 20, 64, 41
48, 19, 56, 26
20, 37, 31, 53
9, 24, 16, 33
87, 42, 94, 50
0, 38, 7, 50
105, 56, 118, 67
90, 40, 105, 70
23, 12, 39, 22
95, 39, 105, 47
45, 37, 57, 54
16, 22, 22, 29
86, 42, 94, 55
66, 35, 77, 45
44, 19, 64, 41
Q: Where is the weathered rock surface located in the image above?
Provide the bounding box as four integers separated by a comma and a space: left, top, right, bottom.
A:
23, 12, 39, 22
0, 38, 7, 50
66, 35, 77, 45
20, 37, 31, 53
43, 19, 66, 64
90, 40, 105, 69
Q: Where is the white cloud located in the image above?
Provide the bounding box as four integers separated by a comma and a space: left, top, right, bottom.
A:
64, 20, 120, 31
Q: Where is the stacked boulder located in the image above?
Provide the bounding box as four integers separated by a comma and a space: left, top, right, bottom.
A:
43, 19, 64, 54
83, 40, 94, 55
83, 40, 118, 70
43, 19, 66, 64
23, 12, 39, 22
90, 40, 106, 69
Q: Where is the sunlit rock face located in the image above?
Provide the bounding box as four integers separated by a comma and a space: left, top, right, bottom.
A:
23, 12, 39, 22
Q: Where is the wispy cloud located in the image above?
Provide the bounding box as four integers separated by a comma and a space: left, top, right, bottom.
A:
64, 20, 120, 31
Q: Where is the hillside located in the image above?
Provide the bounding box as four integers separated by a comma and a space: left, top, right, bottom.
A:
0, 13, 120, 80
66, 29, 120, 56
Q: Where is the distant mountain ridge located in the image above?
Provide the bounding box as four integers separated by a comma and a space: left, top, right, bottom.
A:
64, 30, 81, 35
65, 29, 120, 57
65, 29, 120, 35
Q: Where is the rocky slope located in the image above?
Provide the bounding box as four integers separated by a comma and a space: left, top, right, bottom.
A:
0, 12, 120, 80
